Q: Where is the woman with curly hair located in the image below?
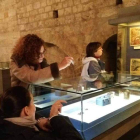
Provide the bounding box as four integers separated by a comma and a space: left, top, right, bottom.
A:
10, 34, 73, 88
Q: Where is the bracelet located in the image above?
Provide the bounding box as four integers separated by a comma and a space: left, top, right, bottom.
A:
36, 117, 46, 124
48, 115, 58, 121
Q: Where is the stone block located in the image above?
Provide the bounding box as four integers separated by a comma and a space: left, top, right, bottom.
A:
89, 10, 96, 19
63, 1, 68, 8
75, 13, 82, 21
41, 0, 47, 7
18, 18, 28, 24
55, 0, 61, 2
4, 12, 9, 18
48, 11, 53, 18
83, 2, 94, 11
92, 0, 112, 7
38, 21, 45, 28
8, 21, 17, 28
81, 0, 89, 4
45, 6, 52, 12
73, 0, 81, 5
34, 15, 41, 22
67, 0, 74, 7
77, 4, 83, 12
29, 16, 35, 22
82, 11, 91, 20
54, 19, 60, 26
47, 0, 53, 6
97, 6, 117, 17
65, 15, 74, 24
58, 17, 65, 25
27, 4, 33, 12
18, 13, 22, 19
32, 22, 38, 29
58, 9, 64, 16
20, 24, 25, 31
17, 7, 26, 14
41, 13, 48, 20
29, 10, 38, 16
8, 9, 16, 17
17, 1, 22, 8
45, 19, 54, 27
73, 6, 77, 13
52, 3, 62, 10
26, 0, 34, 5
39, 8, 45, 14
24, 12, 30, 18
123, 0, 140, 7
65, 7, 72, 15
0, 13, 4, 20
33, 2, 41, 10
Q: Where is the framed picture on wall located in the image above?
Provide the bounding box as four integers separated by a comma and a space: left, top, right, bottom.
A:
130, 27, 140, 46
130, 58, 140, 75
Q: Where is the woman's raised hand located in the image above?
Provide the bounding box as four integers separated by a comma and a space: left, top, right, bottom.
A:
49, 100, 67, 118
58, 57, 74, 70
37, 100, 67, 132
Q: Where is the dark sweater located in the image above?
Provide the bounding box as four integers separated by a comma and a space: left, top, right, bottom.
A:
0, 116, 83, 140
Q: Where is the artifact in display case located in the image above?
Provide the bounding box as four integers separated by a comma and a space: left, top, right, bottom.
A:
96, 94, 111, 106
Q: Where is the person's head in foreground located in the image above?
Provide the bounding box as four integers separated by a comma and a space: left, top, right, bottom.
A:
0, 86, 36, 119
0, 86, 83, 140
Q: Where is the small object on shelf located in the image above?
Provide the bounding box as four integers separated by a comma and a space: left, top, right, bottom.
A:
96, 95, 111, 106
107, 91, 115, 98
124, 90, 130, 99
115, 90, 120, 96
78, 112, 84, 115
77, 85, 84, 91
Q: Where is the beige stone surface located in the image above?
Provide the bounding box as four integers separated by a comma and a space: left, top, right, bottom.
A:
0, 0, 140, 78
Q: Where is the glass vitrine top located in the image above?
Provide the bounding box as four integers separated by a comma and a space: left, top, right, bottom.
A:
34, 72, 139, 95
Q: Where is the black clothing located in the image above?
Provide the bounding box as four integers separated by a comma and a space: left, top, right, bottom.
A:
0, 116, 83, 140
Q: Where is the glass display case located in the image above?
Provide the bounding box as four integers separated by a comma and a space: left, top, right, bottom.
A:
31, 73, 140, 140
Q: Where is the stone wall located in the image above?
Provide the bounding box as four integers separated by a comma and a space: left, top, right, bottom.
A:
0, 0, 140, 77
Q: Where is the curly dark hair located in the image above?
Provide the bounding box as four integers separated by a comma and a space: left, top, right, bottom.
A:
12, 34, 45, 65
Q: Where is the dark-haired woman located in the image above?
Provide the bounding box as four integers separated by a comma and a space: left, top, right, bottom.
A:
0, 86, 83, 140
10, 34, 73, 88
81, 42, 105, 80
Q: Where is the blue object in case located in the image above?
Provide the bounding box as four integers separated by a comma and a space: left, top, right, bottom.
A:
96, 94, 111, 106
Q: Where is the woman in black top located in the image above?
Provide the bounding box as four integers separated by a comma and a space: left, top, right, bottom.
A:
0, 86, 83, 140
